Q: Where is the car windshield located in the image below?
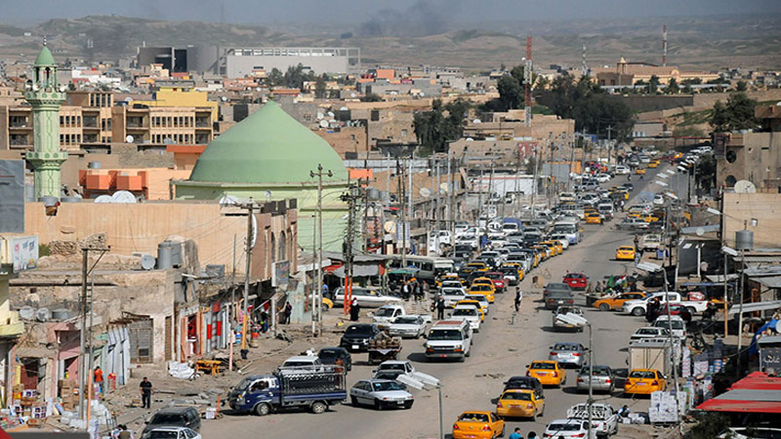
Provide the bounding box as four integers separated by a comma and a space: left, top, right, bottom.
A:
501, 392, 532, 401
150, 414, 185, 425
378, 363, 405, 371
580, 366, 610, 375
485, 273, 501, 280
428, 330, 462, 341
554, 224, 576, 233
375, 308, 396, 317
471, 285, 491, 291
146, 432, 180, 439
458, 413, 489, 422
465, 296, 484, 302
346, 325, 373, 335
531, 362, 555, 370
372, 381, 405, 392
394, 317, 420, 324
318, 350, 338, 359
442, 289, 464, 296
637, 328, 658, 335
235, 377, 254, 391
630, 371, 657, 379
553, 344, 579, 351
549, 423, 582, 432
453, 308, 476, 316
655, 320, 685, 330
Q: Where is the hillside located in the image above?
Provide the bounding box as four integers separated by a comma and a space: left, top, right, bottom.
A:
0, 14, 778, 71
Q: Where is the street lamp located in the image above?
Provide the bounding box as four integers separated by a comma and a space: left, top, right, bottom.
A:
397, 373, 444, 439
556, 312, 594, 438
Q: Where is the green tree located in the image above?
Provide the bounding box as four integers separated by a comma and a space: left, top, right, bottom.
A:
665, 78, 679, 94
268, 68, 283, 86
682, 83, 693, 94
314, 75, 327, 99
736, 80, 748, 92
696, 154, 716, 193
360, 93, 383, 102
709, 92, 759, 132
497, 75, 524, 110
648, 75, 660, 94
413, 98, 471, 155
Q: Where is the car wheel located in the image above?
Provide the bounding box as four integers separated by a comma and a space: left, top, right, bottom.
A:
599, 303, 610, 311
686, 307, 696, 315
350, 396, 359, 406
254, 402, 271, 416
374, 399, 383, 410
540, 403, 545, 416
311, 401, 328, 414
404, 401, 414, 409
631, 308, 644, 316
466, 348, 471, 357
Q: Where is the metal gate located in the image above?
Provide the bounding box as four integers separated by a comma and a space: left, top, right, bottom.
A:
128, 318, 154, 363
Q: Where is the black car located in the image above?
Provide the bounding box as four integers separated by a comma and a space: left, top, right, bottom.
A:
543, 282, 573, 301
503, 376, 545, 397
318, 347, 353, 371
545, 291, 575, 310
142, 407, 201, 435
340, 323, 381, 353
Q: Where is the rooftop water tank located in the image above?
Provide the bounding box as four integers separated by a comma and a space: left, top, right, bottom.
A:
735, 230, 754, 251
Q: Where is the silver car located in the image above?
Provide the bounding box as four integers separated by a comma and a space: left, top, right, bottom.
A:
388, 315, 427, 339
548, 342, 586, 367
576, 365, 615, 393
350, 379, 413, 410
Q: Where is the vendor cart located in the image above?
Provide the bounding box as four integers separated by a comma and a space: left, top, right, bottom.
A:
367, 338, 402, 365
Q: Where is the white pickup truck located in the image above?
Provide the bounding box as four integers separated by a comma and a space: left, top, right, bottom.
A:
641, 233, 662, 251
622, 292, 709, 316
566, 403, 619, 438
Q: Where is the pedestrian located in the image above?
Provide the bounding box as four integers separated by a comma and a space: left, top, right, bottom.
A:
283, 302, 292, 324
322, 282, 329, 300
633, 235, 640, 251
646, 297, 660, 323
118, 425, 134, 439
514, 290, 522, 312
509, 427, 523, 439
349, 297, 360, 321
402, 282, 410, 301
93, 366, 104, 397
110, 425, 122, 439
700, 260, 709, 282
595, 281, 603, 294
260, 310, 269, 333
620, 200, 625, 212
139, 377, 153, 409
436, 296, 446, 320
527, 432, 537, 439
618, 405, 631, 418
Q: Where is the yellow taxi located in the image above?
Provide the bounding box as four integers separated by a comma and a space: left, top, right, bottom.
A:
585, 212, 602, 225
464, 262, 489, 273
468, 283, 496, 303
615, 246, 636, 261
617, 189, 630, 200
526, 361, 566, 387
640, 214, 660, 223
648, 160, 660, 168
322, 297, 334, 309
501, 263, 525, 282
456, 299, 487, 321
593, 292, 648, 311
496, 388, 545, 419
532, 245, 551, 260
673, 152, 683, 159
624, 369, 667, 395
452, 411, 505, 439
546, 240, 564, 255
539, 241, 560, 257
437, 273, 464, 287
635, 168, 646, 175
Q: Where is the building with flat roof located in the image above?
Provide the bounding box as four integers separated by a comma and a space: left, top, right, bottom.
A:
222, 47, 360, 77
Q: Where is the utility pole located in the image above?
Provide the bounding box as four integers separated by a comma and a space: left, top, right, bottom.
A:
398, 158, 407, 268
310, 164, 332, 336
606, 126, 614, 167
79, 246, 108, 422
229, 234, 236, 371
341, 185, 359, 320
531, 144, 540, 218
567, 135, 575, 192
241, 200, 253, 353
661, 201, 681, 426
447, 149, 455, 244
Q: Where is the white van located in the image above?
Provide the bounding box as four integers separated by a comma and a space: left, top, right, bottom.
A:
552, 221, 581, 245
424, 320, 473, 362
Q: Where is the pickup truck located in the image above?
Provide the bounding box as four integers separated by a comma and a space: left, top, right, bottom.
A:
372, 304, 406, 324
641, 233, 662, 251
621, 291, 709, 316
566, 403, 619, 438
228, 369, 346, 416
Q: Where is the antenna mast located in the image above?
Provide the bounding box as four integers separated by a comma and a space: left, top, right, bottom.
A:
582, 44, 588, 77
524, 35, 533, 127
662, 25, 668, 67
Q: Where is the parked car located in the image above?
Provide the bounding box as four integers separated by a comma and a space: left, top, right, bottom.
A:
545, 290, 575, 310
280, 355, 323, 371
388, 315, 427, 339
372, 304, 407, 324
543, 419, 592, 439
548, 342, 586, 368
350, 379, 413, 410
317, 347, 352, 372
593, 292, 648, 311
653, 315, 687, 339
340, 323, 382, 353
624, 369, 667, 395
650, 303, 693, 323
631, 327, 671, 340
552, 306, 585, 332
452, 411, 505, 439
575, 365, 615, 393
372, 360, 416, 381
141, 427, 202, 439
543, 282, 574, 301
142, 407, 201, 435
333, 287, 402, 308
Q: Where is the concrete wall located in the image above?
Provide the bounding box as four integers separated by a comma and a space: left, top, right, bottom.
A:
722, 192, 781, 249
718, 132, 781, 190
611, 95, 694, 113
692, 89, 781, 109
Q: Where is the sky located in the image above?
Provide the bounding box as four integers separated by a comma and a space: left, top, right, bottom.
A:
4, 0, 781, 24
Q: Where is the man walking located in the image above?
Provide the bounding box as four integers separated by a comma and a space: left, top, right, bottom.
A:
93, 366, 104, 397
436, 296, 446, 320
514, 290, 522, 312
509, 428, 523, 439
139, 377, 153, 409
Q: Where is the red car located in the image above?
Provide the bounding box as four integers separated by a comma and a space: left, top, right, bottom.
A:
650, 304, 692, 323
484, 272, 507, 293
563, 272, 588, 290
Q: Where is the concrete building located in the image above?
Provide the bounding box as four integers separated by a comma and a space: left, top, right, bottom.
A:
716, 104, 781, 191
174, 101, 350, 252
222, 47, 361, 77
594, 57, 721, 87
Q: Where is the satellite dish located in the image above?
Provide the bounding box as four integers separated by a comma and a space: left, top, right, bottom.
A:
221, 96, 228, 102
36, 308, 51, 322
140, 254, 156, 270
419, 187, 432, 198
317, 112, 324, 120
126, 135, 134, 143
219, 194, 240, 206
94, 195, 113, 203
734, 180, 757, 194
419, 92, 425, 97
264, 190, 272, 200
125, 97, 133, 102
384, 221, 396, 234
111, 190, 137, 203
696, 227, 705, 237
473, 119, 482, 124
340, 106, 349, 111
466, 138, 474, 142
319, 120, 328, 128
350, 92, 356, 98
327, 111, 334, 117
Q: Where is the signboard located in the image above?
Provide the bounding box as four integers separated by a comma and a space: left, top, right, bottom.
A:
272, 260, 290, 288
1, 236, 39, 271
517, 142, 538, 158
713, 133, 729, 160
0, 160, 25, 233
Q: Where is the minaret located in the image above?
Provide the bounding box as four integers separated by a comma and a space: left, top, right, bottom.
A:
25, 41, 66, 199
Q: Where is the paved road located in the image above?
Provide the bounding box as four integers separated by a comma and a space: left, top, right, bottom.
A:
202, 167, 673, 439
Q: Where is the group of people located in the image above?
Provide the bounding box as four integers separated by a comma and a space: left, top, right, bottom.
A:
509, 429, 537, 439
401, 278, 426, 301
110, 424, 135, 439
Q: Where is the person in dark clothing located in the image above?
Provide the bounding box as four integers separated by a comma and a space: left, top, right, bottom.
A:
514, 290, 522, 312
139, 377, 153, 409
646, 297, 661, 323
436, 296, 446, 320
283, 302, 292, 324
349, 297, 361, 321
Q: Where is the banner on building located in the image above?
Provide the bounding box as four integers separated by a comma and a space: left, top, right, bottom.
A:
1, 236, 39, 271
272, 260, 290, 288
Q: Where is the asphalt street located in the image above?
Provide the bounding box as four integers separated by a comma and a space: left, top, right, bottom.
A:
202, 166, 678, 439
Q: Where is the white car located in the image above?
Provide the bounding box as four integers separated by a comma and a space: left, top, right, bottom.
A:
142, 427, 202, 439
450, 305, 481, 332
544, 419, 596, 439
549, 233, 570, 249
388, 315, 427, 339
615, 165, 630, 175
566, 403, 619, 437
595, 173, 611, 183
350, 379, 413, 410
334, 287, 402, 308
653, 315, 687, 339
463, 294, 490, 315
631, 326, 671, 340
653, 194, 665, 205
439, 287, 467, 308
372, 304, 407, 324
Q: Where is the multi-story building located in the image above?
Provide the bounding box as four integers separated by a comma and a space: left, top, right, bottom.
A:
594, 57, 721, 87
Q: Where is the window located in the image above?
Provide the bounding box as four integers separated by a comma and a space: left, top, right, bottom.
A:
401, 129, 407, 137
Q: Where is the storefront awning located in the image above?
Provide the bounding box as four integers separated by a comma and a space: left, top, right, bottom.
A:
696, 389, 781, 414
728, 300, 781, 315
331, 265, 379, 278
